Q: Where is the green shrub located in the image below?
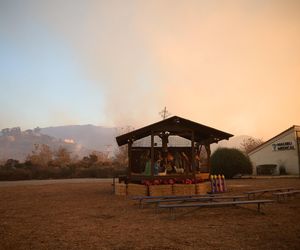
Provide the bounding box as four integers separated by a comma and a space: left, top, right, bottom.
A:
210, 148, 253, 178
0, 160, 127, 180
0, 168, 32, 181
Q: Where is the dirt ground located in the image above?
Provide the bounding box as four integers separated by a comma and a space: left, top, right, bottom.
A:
0, 178, 300, 250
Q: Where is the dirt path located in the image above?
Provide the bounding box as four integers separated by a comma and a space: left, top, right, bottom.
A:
0, 178, 299, 249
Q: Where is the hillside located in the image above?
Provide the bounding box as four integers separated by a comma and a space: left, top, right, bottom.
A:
0, 129, 92, 162
41, 125, 117, 152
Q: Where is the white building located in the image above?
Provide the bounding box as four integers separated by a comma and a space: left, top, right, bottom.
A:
249, 126, 300, 175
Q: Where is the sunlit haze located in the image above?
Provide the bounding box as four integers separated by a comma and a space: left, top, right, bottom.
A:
1, 0, 299, 140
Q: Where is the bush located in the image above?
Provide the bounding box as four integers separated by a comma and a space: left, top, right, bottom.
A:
73, 166, 126, 178
0, 158, 127, 180
210, 148, 253, 178
0, 168, 32, 181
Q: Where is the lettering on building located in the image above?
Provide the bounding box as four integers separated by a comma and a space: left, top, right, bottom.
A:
272, 141, 295, 151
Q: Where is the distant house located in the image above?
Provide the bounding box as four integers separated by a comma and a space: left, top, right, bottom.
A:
249, 126, 300, 175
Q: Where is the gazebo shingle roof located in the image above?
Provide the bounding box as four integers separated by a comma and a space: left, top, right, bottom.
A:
116, 116, 233, 146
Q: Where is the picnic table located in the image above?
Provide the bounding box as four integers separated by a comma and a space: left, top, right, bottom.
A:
244, 187, 294, 199
145, 195, 247, 211
131, 194, 222, 208
272, 190, 300, 202
159, 199, 274, 219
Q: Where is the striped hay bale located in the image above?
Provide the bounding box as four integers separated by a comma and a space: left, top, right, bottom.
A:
115, 183, 127, 196
196, 182, 211, 194
149, 185, 173, 196
173, 184, 196, 196
127, 184, 148, 196
199, 173, 210, 181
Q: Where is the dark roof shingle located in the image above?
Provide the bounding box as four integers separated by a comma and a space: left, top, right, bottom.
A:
116, 116, 233, 146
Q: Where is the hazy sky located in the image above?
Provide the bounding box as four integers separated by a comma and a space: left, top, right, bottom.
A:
0, 0, 299, 140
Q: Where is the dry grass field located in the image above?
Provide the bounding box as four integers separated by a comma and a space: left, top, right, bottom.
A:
0, 178, 300, 250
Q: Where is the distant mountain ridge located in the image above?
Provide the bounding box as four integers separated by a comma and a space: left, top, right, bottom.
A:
0, 125, 118, 162
0, 128, 92, 162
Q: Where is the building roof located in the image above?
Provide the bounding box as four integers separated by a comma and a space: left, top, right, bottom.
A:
116, 116, 233, 146
248, 125, 300, 155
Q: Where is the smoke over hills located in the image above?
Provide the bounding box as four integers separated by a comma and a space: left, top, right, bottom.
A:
0, 126, 107, 161
41, 125, 117, 152
0, 124, 252, 162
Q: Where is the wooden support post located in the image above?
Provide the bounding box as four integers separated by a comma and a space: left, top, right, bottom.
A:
128, 141, 132, 178
205, 144, 211, 173
151, 131, 154, 177
195, 142, 200, 173
191, 130, 195, 178
295, 131, 300, 178
199, 144, 203, 172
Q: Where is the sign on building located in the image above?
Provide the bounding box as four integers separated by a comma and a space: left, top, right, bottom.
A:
272, 141, 295, 151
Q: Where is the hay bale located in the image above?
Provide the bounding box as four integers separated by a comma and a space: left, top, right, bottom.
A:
196, 173, 210, 181
114, 183, 127, 196
127, 184, 148, 196
196, 182, 211, 194
149, 185, 173, 196
173, 184, 196, 195
200, 173, 210, 180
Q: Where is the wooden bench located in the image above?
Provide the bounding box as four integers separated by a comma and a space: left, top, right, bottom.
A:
244, 187, 294, 199
144, 195, 247, 211
273, 190, 300, 202
158, 199, 274, 219
131, 194, 222, 208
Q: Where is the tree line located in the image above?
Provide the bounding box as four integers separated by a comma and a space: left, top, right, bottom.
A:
0, 137, 263, 181
0, 144, 128, 181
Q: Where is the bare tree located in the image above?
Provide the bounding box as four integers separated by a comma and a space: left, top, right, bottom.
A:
114, 126, 134, 167
240, 137, 264, 154
114, 146, 128, 167
26, 144, 53, 167
54, 147, 72, 167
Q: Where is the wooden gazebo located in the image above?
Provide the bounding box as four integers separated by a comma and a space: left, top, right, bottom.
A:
116, 116, 233, 183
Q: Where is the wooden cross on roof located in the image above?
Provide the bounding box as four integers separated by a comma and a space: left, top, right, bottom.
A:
159, 107, 171, 120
